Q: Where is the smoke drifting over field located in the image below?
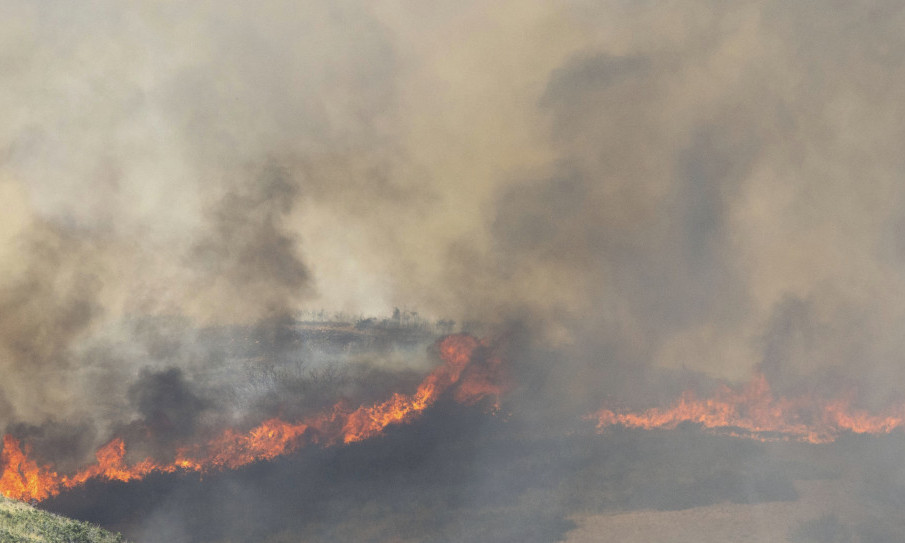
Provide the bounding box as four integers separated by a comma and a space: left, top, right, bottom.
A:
4, 1, 905, 541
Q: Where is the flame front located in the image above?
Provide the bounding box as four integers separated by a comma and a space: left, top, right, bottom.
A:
592, 374, 905, 443
0, 334, 503, 503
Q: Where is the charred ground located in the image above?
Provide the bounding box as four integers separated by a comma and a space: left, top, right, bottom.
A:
41, 401, 810, 543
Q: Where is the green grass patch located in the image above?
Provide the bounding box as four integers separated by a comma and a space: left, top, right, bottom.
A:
0, 495, 126, 543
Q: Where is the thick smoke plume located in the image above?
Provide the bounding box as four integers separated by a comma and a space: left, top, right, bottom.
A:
4, 1, 905, 541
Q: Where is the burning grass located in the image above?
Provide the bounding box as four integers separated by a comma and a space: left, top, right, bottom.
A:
592, 373, 905, 444
40, 411, 802, 543
1, 334, 504, 504
5, 326, 905, 542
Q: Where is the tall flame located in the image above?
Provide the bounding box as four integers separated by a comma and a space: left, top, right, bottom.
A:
592, 373, 905, 443
0, 334, 504, 503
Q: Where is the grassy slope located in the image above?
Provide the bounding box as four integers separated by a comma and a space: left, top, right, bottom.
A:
0, 495, 126, 543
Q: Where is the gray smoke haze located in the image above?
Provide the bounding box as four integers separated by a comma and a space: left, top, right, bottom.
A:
4, 1, 905, 533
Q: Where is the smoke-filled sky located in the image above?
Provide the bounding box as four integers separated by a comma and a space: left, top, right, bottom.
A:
4, 0, 905, 471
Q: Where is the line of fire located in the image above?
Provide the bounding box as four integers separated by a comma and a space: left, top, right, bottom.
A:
4, 330, 905, 504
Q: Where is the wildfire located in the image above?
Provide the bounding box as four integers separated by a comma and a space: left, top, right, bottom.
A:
0, 334, 504, 503
592, 373, 905, 443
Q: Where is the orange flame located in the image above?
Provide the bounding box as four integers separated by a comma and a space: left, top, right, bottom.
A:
0, 334, 504, 503
592, 374, 905, 443
0, 436, 60, 502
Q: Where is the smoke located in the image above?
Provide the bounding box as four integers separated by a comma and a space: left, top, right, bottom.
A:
189, 163, 311, 320
4, 0, 905, 540
0, 0, 397, 430
119, 368, 210, 461
464, 0, 905, 409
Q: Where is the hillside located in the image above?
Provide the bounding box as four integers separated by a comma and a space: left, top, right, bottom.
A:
0, 495, 126, 543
